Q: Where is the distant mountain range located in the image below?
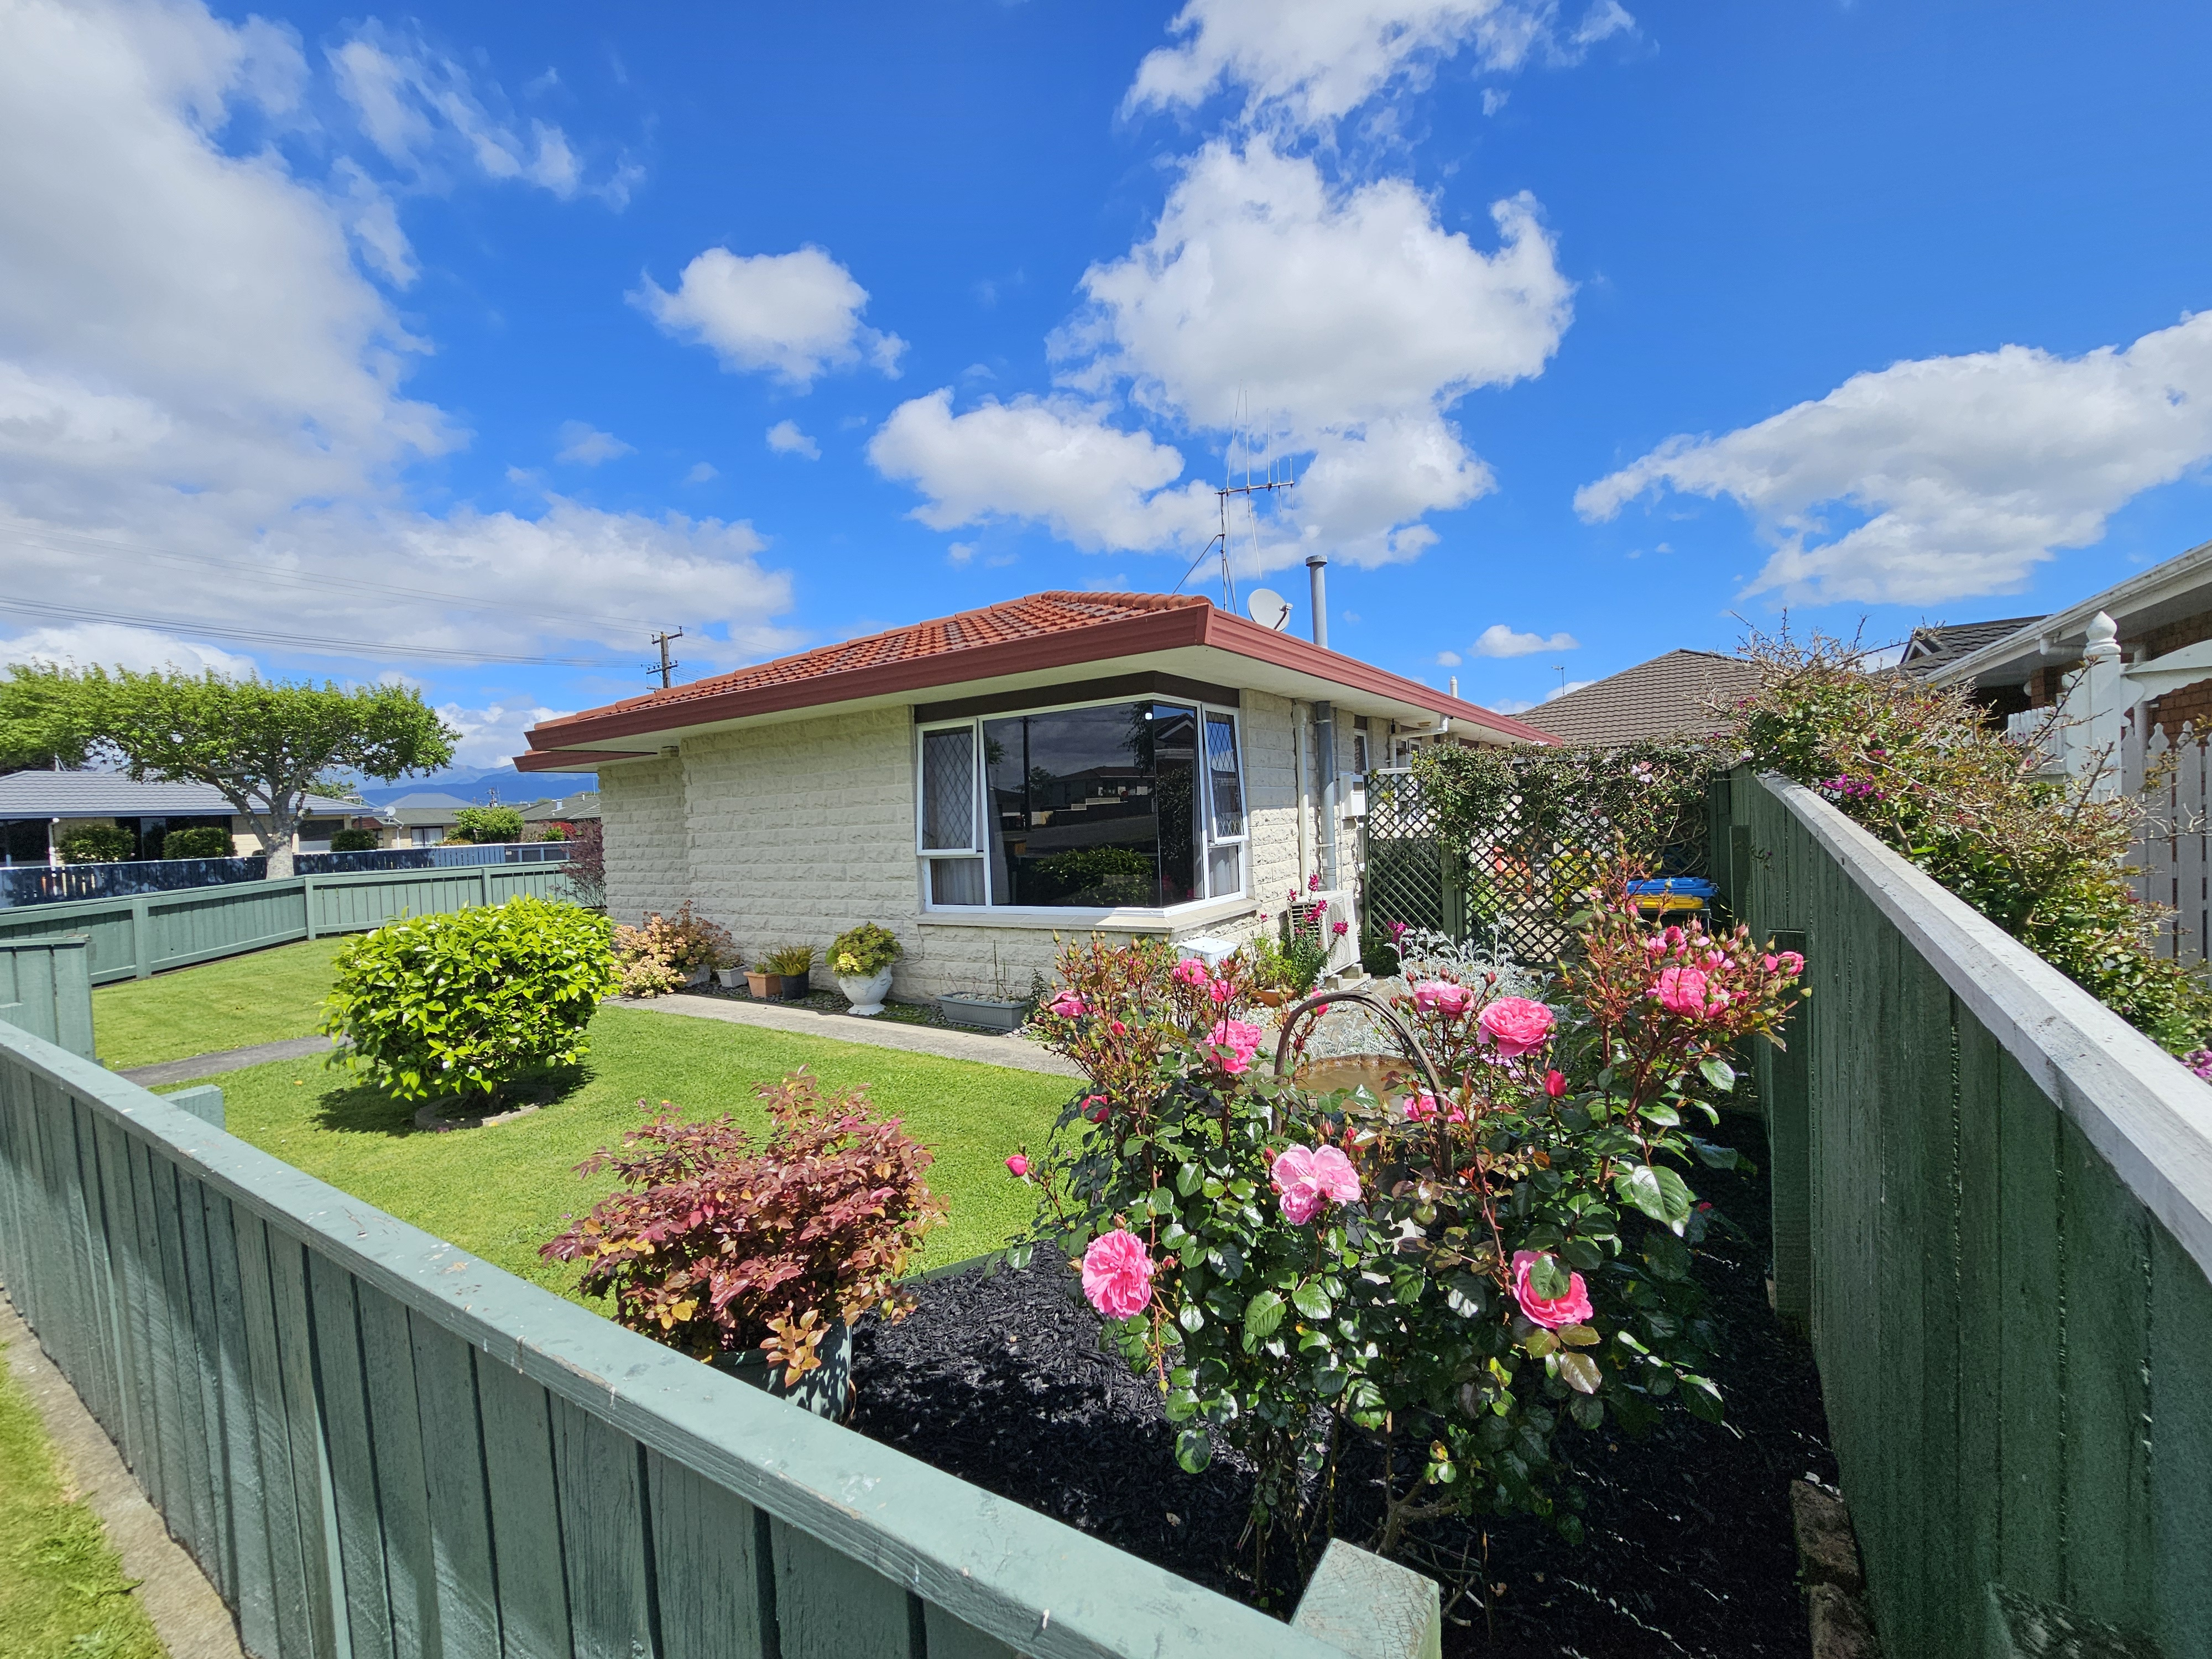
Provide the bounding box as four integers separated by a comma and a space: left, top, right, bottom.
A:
353, 767, 596, 807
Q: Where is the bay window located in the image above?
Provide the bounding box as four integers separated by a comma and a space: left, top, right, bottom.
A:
916, 695, 1246, 911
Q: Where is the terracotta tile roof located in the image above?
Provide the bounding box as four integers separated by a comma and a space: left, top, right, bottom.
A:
571, 593, 1214, 724
1520, 650, 1762, 746
523, 589, 1554, 760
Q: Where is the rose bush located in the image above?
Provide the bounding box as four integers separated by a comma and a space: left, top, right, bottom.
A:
1019, 870, 1806, 1583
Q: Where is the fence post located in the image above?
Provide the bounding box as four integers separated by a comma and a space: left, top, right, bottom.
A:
302, 875, 319, 941
478, 866, 492, 908
1290, 1540, 1442, 1659
1766, 925, 1812, 1333
129, 897, 152, 979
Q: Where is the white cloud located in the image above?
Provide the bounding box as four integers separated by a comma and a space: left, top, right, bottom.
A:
0, 622, 259, 679
634, 246, 905, 389
1473, 623, 1579, 656
868, 391, 1218, 553
684, 461, 717, 483
765, 419, 820, 460
329, 22, 636, 206
555, 421, 633, 466
947, 541, 977, 566
1436, 649, 1462, 666
0, 0, 796, 675
435, 700, 569, 769
1050, 139, 1571, 567
1576, 311, 2212, 606
1125, 0, 1634, 132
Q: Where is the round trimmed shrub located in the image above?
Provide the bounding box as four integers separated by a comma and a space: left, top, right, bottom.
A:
57, 824, 133, 864
321, 895, 617, 1104
160, 825, 233, 860
329, 827, 380, 853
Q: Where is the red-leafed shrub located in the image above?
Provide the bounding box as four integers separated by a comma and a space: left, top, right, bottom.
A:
541, 1070, 945, 1383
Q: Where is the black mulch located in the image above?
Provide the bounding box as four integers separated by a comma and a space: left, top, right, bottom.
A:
848, 1108, 1835, 1657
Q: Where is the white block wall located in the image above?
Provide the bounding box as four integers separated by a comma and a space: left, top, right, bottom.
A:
593, 693, 1375, 1003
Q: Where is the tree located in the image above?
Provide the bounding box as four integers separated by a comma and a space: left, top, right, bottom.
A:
0, 666, 456, 879
451, 805, 524, 844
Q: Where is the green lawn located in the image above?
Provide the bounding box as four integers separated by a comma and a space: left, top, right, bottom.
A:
94, 937, 348, 1070
173, 1005, 1070, 1300
0, 1339, 167, 1659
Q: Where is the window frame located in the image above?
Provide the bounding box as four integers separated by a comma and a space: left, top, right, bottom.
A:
914, 691, 1249, 917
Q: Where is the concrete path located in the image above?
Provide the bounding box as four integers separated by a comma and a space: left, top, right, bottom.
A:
118, 1034, 333, 1087
615, 993, 1086, 1078
2, 1290, 246, 1659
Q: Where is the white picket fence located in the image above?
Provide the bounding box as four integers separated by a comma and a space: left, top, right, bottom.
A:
2125, 716, 2212, 963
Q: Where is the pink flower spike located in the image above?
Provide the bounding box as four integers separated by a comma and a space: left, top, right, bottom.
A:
1048, 990, 1087, 1019
1005, 1153, 1030, 1178
1510, 1250, 1595, 1331
1081, 1230, 1155, 1318
1308, 872, 1322, 891
1478, 997, 1555, 1059
1271, 1144, 1361, 1225
1332, 920, 1349, 937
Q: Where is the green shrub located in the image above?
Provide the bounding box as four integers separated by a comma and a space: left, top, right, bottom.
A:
56, 823, 133, 864
830, 922, 901, 977
451, 804, 524, 844
329, 826, 380, 853
159, 825, 233, 860
321, 896, 617, 1104
759, 943, 817, 978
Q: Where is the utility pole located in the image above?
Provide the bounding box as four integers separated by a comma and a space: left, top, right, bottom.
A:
648, 629, 684, 690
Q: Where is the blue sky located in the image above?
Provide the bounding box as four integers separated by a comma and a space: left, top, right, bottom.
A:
4, 0, 2209, 771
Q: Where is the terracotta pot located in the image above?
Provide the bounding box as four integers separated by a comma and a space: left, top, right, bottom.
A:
745, 970, 775, 998
1256, 988, 1288, 1008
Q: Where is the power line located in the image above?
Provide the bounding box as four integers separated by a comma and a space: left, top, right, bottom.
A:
0, 594, 612, 667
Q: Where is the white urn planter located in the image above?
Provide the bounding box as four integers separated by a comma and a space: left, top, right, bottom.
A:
836, 967, 895, 1016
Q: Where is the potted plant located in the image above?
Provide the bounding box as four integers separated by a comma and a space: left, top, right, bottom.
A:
752, 943, 816, 1000
712, 947, 745, 990
829, 922, 902, 1016
937, 946, 1027, 1031
543, 1072, 945, 1417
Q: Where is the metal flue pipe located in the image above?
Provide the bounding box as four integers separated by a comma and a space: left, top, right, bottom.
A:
1305, 554, 1328, 650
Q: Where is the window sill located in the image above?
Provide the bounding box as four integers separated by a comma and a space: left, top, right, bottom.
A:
917, 894, 1259, 933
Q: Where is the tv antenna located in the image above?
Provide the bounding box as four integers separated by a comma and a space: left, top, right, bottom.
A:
648, 628, 684, 690
1171, 395, 1294, 608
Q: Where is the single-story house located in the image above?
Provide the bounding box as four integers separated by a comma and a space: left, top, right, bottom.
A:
1518, 649, 1762, 747
375, 791, 480, 848
514, 589, 1552, 1002
0, 770, 371, 865
521, 791, 600, 830
1926, 538, 2212, 734
1893, 615, 2044, 682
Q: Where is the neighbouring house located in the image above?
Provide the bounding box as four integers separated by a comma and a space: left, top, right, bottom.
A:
0, 770, 372, 865
1893, 615, 2045, 684
1924, 538, 2212, 734
377, 791, 481, 848
514, 590, 1552, 1003
520, 790, 601, 833
1517, 649, 1762, 747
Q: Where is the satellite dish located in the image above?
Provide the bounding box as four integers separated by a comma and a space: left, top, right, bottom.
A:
1246, 587, 1293, 632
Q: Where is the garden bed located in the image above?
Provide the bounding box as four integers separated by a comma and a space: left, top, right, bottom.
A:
849, 1107, 1833, 1657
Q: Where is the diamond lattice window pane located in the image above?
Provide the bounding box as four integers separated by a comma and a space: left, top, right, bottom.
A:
921, 728, 975, 850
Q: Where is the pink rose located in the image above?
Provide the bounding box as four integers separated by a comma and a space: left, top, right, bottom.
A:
1478, 997, 1554, 1059
1110, 1019, 1128, 1037
1171, 957, 1210, 988
1082, 1094, 1110, 1123
1005, 1153, 1030, 1178
1206, 1018, 1265, 1075
1404, 1091, 1465, 1125
1778, 951, 1805, 976
1544, 1070, 1567, 1099
1209, 980, 1233, 1003
1272, 1144, 1362, 1225
1510, 1250, 1594, 1330
1411, 979, 1472, 1017
1048, 990, 1086, 1019
1653, 967, 1709, 1015
1081, 1230, 1155, 1319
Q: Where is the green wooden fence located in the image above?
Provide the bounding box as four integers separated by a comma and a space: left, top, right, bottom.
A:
1723, 767, 2212, 1659
0, 936, 93, 1058
0, 864, 576, 987
0, 1018, 1431, 1659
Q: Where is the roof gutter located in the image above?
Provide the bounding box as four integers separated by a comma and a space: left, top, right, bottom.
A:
1930, 538, 2212, 688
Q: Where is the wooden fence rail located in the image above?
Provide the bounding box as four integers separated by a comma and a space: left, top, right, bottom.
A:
0, 1018, 1423, 1658
1724, 767, 2212, 1659
0, 936, 93, 1057
0, 864, 576, 987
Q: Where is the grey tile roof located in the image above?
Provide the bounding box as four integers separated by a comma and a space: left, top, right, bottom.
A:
0, 769, 361, 818
1895, 615, 2045, 678
378, 792, 479, 811
520, 792, 599, 821
1519, 650, 1762, 747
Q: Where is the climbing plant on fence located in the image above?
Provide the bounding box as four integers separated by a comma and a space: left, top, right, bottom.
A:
1382, 740, 1723, 962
